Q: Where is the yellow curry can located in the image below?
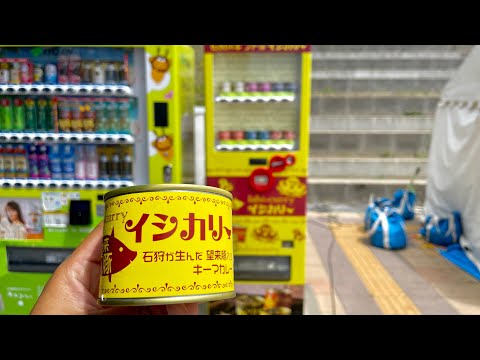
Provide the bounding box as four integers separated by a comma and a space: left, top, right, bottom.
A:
97, 184, 235, 306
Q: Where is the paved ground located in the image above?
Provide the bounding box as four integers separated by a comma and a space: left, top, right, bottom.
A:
304, 211, 480, 315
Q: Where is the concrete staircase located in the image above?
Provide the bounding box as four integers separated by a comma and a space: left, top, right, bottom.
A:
307, 45, 473, 212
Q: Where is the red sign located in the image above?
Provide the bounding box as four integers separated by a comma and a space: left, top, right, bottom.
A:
204, 45, 311, 53
207, 176, 307, 216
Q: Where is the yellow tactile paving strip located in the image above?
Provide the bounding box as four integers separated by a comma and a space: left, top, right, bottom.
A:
329, 223, 421, 315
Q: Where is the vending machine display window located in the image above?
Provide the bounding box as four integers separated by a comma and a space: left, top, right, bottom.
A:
212, 52, 302, 152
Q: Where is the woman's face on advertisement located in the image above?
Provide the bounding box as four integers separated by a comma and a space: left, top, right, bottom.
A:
6, 206, 18, 221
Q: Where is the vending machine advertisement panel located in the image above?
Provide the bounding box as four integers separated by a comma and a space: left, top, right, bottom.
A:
203, 45, 312, 315
0, 45, 195, 314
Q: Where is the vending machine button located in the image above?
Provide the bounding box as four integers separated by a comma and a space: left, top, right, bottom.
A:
249, 167, 274, 193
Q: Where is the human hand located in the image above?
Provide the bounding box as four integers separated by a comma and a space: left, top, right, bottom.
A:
30, 220, 199, 315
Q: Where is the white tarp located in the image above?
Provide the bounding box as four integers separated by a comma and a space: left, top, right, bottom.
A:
425, 45, 480, 270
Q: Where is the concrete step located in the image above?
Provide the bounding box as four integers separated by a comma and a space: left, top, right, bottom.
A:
312, 52, 465, 71
312, 69, 455, 79
310, 114, 434, 131
308, 156, 427, 178
311, 95, 440, 115
309, 133, 430, 157
307, 181, 426, 210
311, 70, 453, 93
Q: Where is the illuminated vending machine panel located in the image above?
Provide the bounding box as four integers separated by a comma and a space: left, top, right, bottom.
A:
0, 45, 195, 314
204, 45, 312, 315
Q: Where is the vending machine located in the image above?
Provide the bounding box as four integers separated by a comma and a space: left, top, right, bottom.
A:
203, 45, 312, 315
0, 45, 195, 314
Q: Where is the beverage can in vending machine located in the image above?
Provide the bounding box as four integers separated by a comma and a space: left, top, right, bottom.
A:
44, 63, 58, 84
0, 63, 9, 84
20, 62, 31, 84
9, 63, 20, 85
33, 64, 44, 84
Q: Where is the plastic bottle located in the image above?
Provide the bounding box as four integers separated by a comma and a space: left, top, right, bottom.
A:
74, 145, 86, 180
9, 63, 20, 84
94, 99, 107, 133
81, 99, 95, 133
48, 144, 63, 180
58, 99, 71, 133
46, 97, 58, 133
24, 98, 37, 132
14, 144, 28, 179
3, 144, 15, 179
105, 99, 117, 133
92, 60, 104, 85
98, 150, 109, 180
13, 98, 25, 131
85, 144, 98, 180
27, 144, 39, 179
120, 150, 133, 180
0, 144, 5, 178
0, 98, 13, 132
37, 143, 51, 179
117, 99, 130, 134
36, 98, 48, 132
61, 144, 75, 180
109, 152, 120, 180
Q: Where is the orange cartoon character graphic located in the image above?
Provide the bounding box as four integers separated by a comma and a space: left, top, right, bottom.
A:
151, 129, 174, 161
149, 47, 170, 84
101, 227, 137, 282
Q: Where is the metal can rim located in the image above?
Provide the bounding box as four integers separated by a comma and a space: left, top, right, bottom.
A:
103, 184, 233, 202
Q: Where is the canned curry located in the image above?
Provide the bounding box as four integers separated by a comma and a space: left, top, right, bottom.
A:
98, 184, 235, 306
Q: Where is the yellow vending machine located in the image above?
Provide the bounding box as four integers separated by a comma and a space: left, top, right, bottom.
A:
0, 45, 194, 314
203, 45, 311, 315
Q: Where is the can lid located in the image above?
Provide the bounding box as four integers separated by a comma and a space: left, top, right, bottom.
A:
103, 184, 233, 202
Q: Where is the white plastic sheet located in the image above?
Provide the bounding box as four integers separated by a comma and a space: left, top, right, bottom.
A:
425, 45, 480, 270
